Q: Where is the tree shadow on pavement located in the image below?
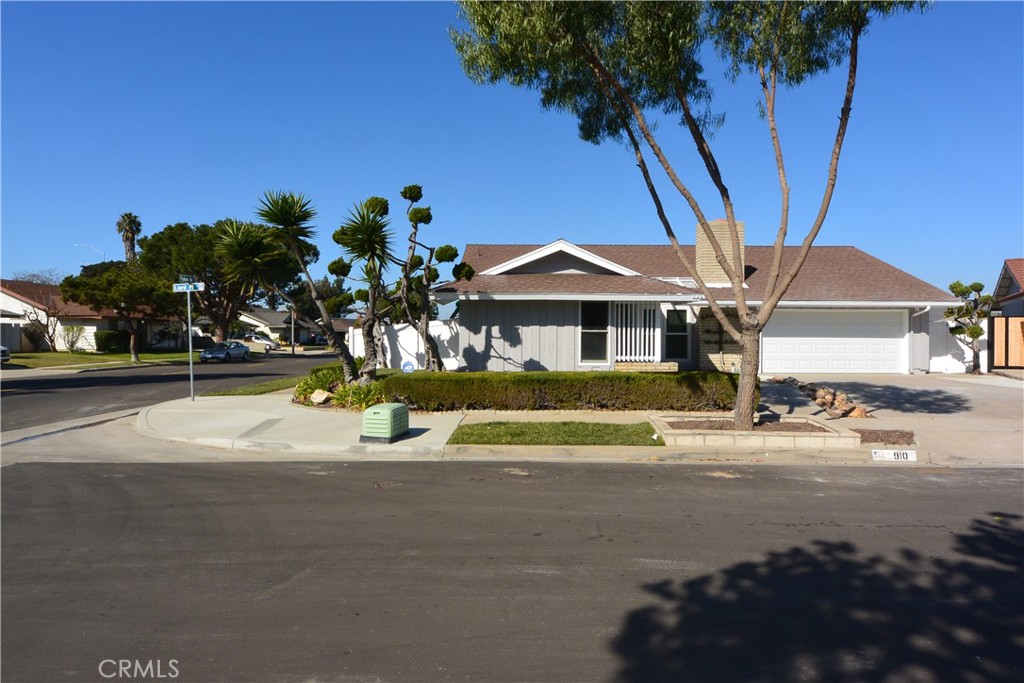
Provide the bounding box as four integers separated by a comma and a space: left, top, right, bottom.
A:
760, 381, 971, 416
610, 513, 1023, 682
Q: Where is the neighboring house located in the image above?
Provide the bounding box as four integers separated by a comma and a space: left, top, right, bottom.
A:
236, 307, 318, 344
993, 258, 1024, 316
434, 220, 963, 375
990, 258, 1024, 370
0, 279, 173, 352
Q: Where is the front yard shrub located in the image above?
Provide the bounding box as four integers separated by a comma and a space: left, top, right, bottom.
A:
191, 335, 217, 350
330, 382, 387, 411
379, 371, 748, 412
94, 330, 130, 353
294, 365, 348, 402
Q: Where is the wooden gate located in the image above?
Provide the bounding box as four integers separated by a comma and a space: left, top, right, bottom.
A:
989, 316, 1024, 369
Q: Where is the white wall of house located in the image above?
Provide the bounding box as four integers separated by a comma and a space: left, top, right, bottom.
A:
350, 320, 460, 370
927, 310, 988, 373
0, 291, 104, 351
235, 313, 273, 339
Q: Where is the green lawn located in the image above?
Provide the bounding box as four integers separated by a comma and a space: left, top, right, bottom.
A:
204, 376, 304, 396
5, 351, 196, 369
448, 421, 664, 446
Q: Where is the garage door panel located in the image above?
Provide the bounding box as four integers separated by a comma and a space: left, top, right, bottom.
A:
762, 310, 906, 374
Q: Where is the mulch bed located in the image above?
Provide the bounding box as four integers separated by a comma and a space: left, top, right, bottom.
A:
666, 418, 828, 433
665, 419, 916, 445
852, 429, 916, 446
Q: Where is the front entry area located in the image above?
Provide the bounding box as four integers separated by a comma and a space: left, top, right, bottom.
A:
761, 309, 907, 374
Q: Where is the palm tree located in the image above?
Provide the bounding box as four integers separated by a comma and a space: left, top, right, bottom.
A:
335, 198, 395, 382
215, 220, 288, 295
116, 212, 142, 263
255, 191, 360, 383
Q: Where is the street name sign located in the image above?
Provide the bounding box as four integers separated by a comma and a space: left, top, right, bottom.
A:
172, 282, 205, 293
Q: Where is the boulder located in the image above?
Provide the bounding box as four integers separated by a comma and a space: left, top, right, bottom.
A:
310, 389, 332, 406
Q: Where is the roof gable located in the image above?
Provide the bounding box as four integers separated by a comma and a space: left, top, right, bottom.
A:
994, 258, 1024, 302
480, 239, 640, 277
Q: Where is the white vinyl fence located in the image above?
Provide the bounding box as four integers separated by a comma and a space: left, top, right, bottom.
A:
349, 320, 460, 371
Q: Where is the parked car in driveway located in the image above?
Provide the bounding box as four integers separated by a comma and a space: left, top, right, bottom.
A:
0, 345, 10, 364
234, 333, 281, 351
199, 341, 250, 363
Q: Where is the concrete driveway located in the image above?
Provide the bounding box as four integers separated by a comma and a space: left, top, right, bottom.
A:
760, 373, 1023, 467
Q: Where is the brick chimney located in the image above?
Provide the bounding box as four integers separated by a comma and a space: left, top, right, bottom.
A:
696, 219, 744, 285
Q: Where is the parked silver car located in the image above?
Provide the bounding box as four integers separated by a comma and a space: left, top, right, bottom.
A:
235, 333, 281, 351
199, 341, 250, 363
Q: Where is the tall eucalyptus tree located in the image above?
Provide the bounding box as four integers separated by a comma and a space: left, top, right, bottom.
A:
453, 1, 921, 428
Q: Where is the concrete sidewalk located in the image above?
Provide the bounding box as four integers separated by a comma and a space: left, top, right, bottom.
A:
126, 373, 1024, 468
137, 393, 464, 459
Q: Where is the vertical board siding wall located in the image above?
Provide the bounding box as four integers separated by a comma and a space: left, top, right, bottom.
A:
990, 316, 1024, 369
459, 300, 577, 371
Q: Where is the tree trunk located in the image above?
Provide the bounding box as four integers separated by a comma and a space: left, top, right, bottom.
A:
359, 290, 379, 383
128, 321, 141, 364
287, 242, 359, 384
215, 319, 231, 343
733, 326, 761, 430
418, 306, 442, 371
971, 342, 982, 375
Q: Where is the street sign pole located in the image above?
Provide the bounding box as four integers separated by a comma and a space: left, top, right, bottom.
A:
185, 290, 195, 401
173, 281, 205, 401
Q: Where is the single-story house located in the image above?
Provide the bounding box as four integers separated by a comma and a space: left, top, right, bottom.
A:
237, 307, 319, 344
0, 279, 173, 352
434, 220, 965, 375
993, 258, 1024, 316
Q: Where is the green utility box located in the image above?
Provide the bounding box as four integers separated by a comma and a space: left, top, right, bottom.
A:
359, 402, 410, 444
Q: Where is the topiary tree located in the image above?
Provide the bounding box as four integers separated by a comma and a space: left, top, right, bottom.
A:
391, 184, 471, 372
945, 281, 994, 375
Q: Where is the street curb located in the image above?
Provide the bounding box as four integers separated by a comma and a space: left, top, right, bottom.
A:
1, 409, 142, 447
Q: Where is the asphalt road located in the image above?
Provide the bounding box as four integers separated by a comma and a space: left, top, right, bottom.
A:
3, 459, 1021, 683
0, 353, 332, 431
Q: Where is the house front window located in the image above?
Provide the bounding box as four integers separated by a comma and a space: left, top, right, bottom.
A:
665, 308, 689, 359
580, 301, 609, 363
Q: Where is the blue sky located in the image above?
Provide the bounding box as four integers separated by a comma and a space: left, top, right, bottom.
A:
2, 1, 1022, 295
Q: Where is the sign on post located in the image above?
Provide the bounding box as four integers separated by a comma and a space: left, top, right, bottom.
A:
173, 281, 205, 401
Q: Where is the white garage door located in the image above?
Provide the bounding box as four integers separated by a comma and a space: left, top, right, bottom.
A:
761, 309, 906, 373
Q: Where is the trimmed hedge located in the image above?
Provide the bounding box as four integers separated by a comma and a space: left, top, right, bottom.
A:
94, 330, 130, 353
379, 371, 749, 412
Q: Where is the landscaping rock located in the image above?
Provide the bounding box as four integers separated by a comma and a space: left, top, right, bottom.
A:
309, 389, 332, 406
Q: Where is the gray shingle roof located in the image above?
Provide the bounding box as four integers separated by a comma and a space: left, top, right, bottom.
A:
438, 244, 955, 303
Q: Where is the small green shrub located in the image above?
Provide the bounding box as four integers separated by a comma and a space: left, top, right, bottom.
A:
94, 330, 130, 353
380, 371, 748, 412
191, 336, 216, 349
330, 382, 387, 411
294, 365, 347, 401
